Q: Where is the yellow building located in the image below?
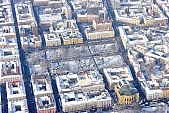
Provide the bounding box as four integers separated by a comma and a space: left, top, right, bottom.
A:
62, 30, 83, 45
115, 80, 139, 105
77, 14, 87, 22
77, 14, 99, 22
63, 37, 83, 45
162, 88, 169, 98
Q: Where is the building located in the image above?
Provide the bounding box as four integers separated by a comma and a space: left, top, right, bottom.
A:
44, 33, 61, 46
74, 0, 107, 22
118, 26, 149, 50
0, 48, 19, 62
6, 79, 28, 113
61, 89, 112, 112
31, 74, 56, 113
103, 66, 133, 90
15, 3, 37, 26
60, 30, 83, 45
0, 4, 14, 27
103, 66, 139, 105
83, 18, 114, 40
115, 80, 139, 105
33, 0, 50, 6
0, 59, 22, 84
55, 20, 83, 45
39, 14, 62, 30
127, 43, 169, 101
21, 35, 42, 50
92, 18, 112, 31
85, 30, 114, 40
115, 3, 168, 26
111, 0, 121, 9
56, 71, 105, 94
64, 4, 72, 20
8, 99, 28, 113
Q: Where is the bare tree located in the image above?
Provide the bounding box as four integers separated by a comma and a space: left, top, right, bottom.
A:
50, 50, 58, 62
40, 59, 51, 69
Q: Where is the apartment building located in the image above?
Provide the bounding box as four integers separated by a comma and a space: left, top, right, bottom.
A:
118, 26, 149, 50
55, 20, 83, 45
8, 99, 28, 113
103, 66, 139, 105
0, 4, 14, 27
44, 33, 61, 46
62, 4, 72, 20
115, 3, 168, 26
21, 35, 42, 50
103, 66, 133, 90
0, 59, 22, 84
33, 0, 50, 6
56, 71, 105, 94
60, 30, 83, 45
6, 80, 28, 113
74, 0, 107, 22
0, 48, 19, 62
85, 27, 114, 40
31, 74, 56, 113
0, 26, 16, 38
61, 89, 112, 112
15, 3, 37, 26
128, 44, 169, 101
92, 18, 112, 31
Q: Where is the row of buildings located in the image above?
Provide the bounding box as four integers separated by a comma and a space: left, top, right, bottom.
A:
32, 0, 115, 46
113, 0, 168, 26
119, 22, 169, 101
55, 65, 139, 112
0, 0, 58, 112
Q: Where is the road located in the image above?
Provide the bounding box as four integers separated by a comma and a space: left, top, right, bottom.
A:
10, 0, 37, 112
1, 83, 8, 113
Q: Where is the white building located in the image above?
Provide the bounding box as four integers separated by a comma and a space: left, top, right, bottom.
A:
0, 4, 14, 27
103, 66, 133, 90
61, 89, 112, 112
56, 71, 105, 94
6, 79, 28, 113
21, 35, 42, 49
6, 80, 26, 102
0, 47, 19, 62
15, 3, 36, 25
0, 59, 22, 84
31, 74, 56, 113
8, 99, 28, 113
44, 33, 61, 46
118, 26, 149, 50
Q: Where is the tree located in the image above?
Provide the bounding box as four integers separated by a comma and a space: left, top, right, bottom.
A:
50, 50, 58, 62
40, 59, 51, 69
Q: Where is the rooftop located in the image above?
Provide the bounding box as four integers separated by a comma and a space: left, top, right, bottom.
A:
8, 99, 28, 113
61, 89, 111, 105
31, 74, 53, 95
103, 66, 133, 83
117, 80, 138, 96
56, 71, 104, 93
6, 80, 26, 100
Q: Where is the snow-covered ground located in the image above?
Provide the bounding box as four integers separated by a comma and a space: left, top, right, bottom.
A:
94, 55, 126, 69
89, 43, 119, 55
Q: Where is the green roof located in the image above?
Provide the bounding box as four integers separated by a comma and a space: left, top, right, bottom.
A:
118, 85, 138, 96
